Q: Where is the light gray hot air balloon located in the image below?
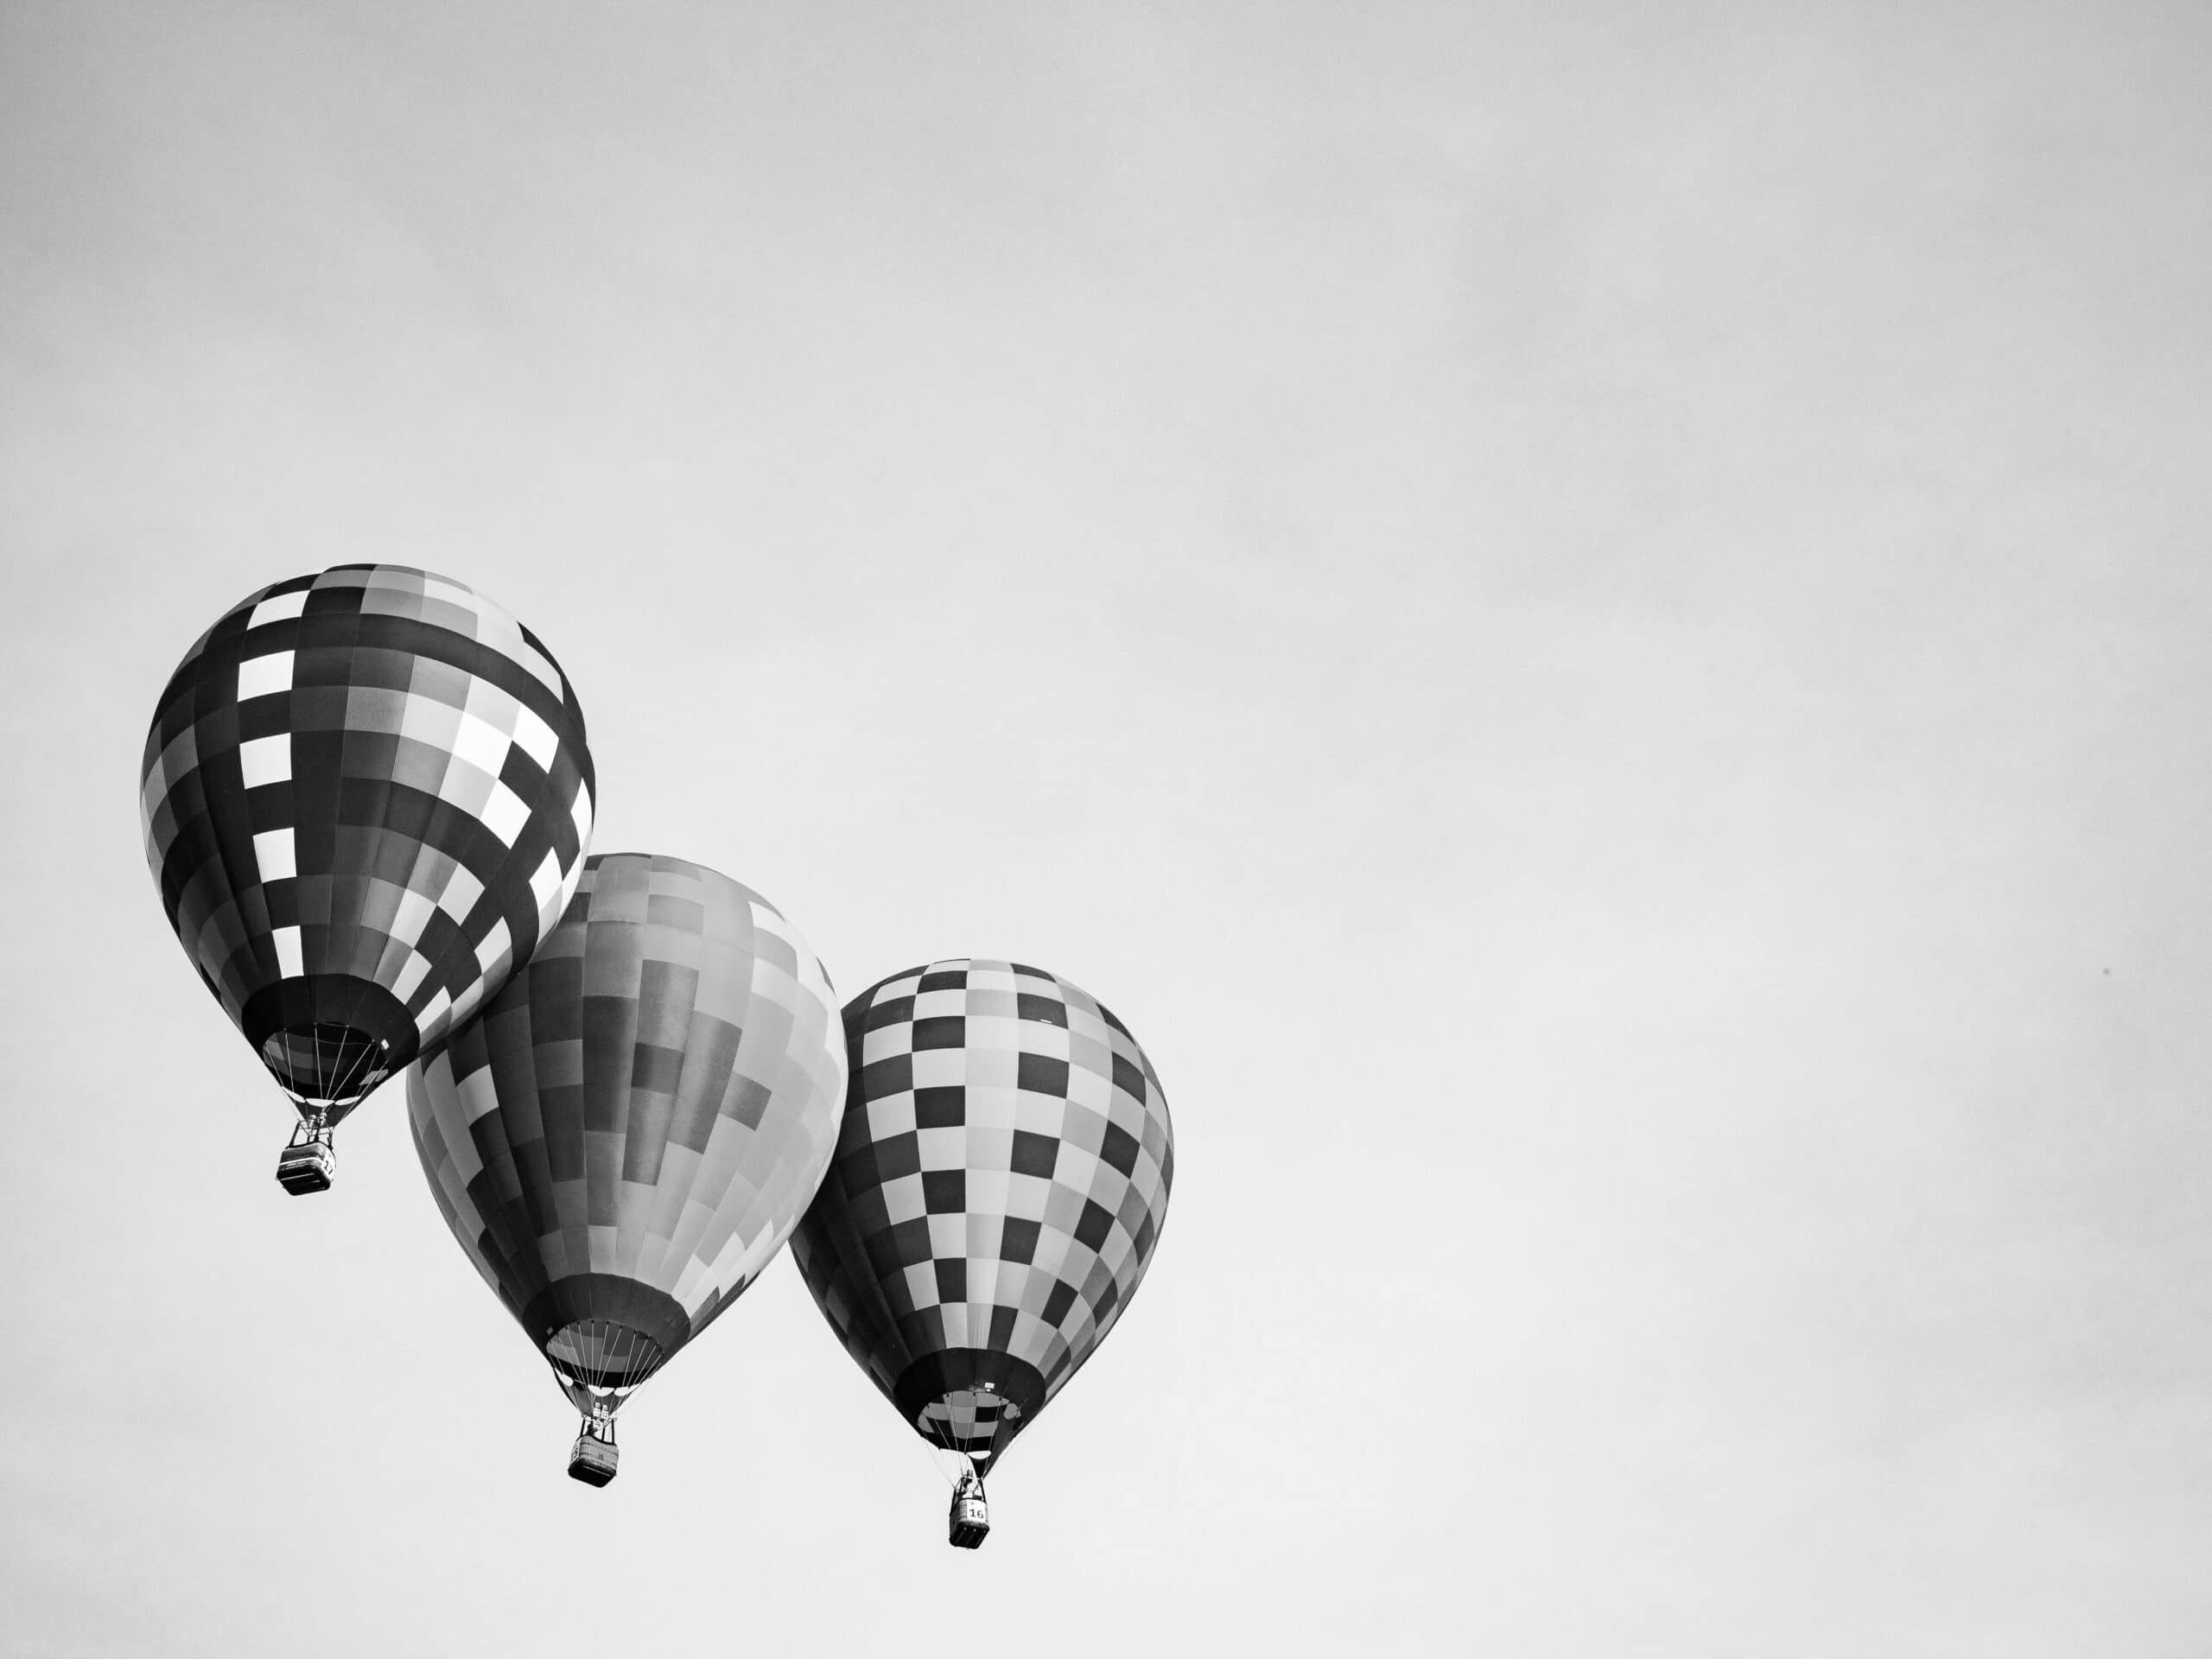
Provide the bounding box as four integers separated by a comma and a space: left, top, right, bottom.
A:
408, 852, 847, 1484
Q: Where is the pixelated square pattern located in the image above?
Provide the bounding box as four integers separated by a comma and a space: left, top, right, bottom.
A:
791, 959, 1174, 1422
920, 1389, 1018, 1461
138, 566, 594, 1098
407, 855, 848, 1351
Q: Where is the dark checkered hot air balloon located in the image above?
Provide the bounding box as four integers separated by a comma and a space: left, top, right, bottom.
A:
406, 853, 848, 1486
790, 959, 1175, 1547
138, 565, 595, 1193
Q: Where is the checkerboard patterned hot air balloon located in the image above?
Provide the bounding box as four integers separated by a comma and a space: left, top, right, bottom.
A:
406, 853, 848, 1485
790, 958, 1174, 1547
138, 565, 595, 1193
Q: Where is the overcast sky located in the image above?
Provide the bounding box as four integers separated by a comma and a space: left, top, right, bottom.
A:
4, 3, 2210, 1655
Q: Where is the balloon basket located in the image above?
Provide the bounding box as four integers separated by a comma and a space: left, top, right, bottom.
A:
948, 1474, 989, 1549
569, 1426, 619, 1487
275, 1127, 336, 1196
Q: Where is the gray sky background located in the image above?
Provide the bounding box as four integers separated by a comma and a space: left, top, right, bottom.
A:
3, 3, 2209, 1655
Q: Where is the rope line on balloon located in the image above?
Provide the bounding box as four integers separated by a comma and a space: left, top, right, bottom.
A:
309, 1019, 327, 1126
343, 1035, 378, 1108
963, 1393, 985, 1484
964, 1395, 988, 1485
976, 1398, 999, 1484
309, 971, 333, 1127
917, 1407, 957, 1491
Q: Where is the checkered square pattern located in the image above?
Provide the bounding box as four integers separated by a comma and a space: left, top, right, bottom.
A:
918, 1389, 1019, 1465
791, 959, 1174, 1471
407, 854, 848, 1419
139, 566, 594, 1121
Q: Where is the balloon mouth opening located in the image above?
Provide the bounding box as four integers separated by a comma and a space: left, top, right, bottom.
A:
917, 1388, 1023, 1465
545, 1319, 668, 1412
262, 1024, 392, 1112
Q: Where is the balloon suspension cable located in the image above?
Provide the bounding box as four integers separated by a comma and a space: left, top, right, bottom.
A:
545, 1319, 671, 1430
337, 1033, 387, 1106
956, 1423, 975, 1489
914, 1392, 1002, 1491
310, 982, 333, 1109
277, 1030, 389, 1129
917, 1417, 958, 1490
930, 1405, 978, 1491
977, 1393, 1004, 1484
262, 959, 390, 1125
971, 1389, 1004, 1484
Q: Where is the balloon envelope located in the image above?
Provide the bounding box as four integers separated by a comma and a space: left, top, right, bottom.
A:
139, 564, 595, 1122
408, 853, 847, 1420
791, 959, 1174, 1473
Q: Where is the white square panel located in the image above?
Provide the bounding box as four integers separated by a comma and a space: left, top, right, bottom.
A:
235, 652, 294, 698
248, 589, 309, 627
238, 735, 291, 787
252, 828, 296, 882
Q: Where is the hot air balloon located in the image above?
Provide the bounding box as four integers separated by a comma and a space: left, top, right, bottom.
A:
139, 565, 594, 1193
407, 853, 847, 1484
791, 958, 1174, 1547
